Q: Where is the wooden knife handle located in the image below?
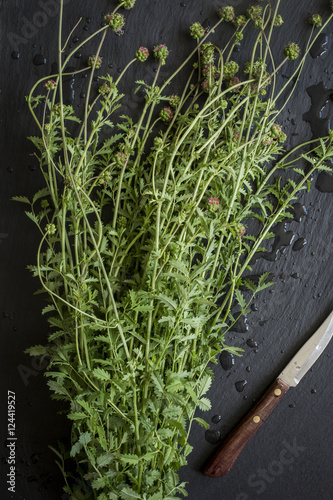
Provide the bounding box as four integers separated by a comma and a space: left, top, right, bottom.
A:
203, 377, 289, 477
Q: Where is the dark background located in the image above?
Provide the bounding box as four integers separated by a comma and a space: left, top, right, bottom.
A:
1, 1, 333, 499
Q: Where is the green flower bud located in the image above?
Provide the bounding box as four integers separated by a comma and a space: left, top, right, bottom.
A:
46, 223, 56, 235
189, 22, 205, 40
153, 44, 169, 65
99, 82, 111, 95
274, 15, 284, 27
219, 6, 235, 23
159, 107, 173, 123
88, 55, 102, 69
200, 42, 215, 65
121, 0, 136, 9
308, 14, 322, 28
247, 5, 263, 28
169, 94, 180, 108
235, 32, 244, 45
284, 42, 300, 60
234, 15, 247, 28
220, 99, 228, 110
224, 61, 239, 79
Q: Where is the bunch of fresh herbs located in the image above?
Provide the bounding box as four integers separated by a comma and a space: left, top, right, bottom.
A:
16, 1, 333, 498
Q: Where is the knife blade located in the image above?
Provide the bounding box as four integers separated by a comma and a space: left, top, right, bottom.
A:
203, 310, 333, 478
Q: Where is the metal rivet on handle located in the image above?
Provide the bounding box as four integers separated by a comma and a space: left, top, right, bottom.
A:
274, 389, 282, 396
253, 416, 260, 423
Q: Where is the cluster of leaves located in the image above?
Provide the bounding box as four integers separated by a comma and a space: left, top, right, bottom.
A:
18, 1, 333, 499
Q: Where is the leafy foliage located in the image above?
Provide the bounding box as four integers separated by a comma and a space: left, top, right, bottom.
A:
21, 1, 333, 498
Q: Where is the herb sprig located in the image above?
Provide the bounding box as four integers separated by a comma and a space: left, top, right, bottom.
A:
17, 1, 333, 498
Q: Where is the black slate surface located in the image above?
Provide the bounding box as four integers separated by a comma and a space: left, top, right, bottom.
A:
1, 1, 333, 499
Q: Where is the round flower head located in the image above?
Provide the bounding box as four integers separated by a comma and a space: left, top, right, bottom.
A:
219, 6, 235, 23
159, 107, 173, 123
234, 15, 247, 28
189, 22, 205, 40
45, 79, 57, 91
121, 0, 136, 9
270, 123, 287, 143
98, 171, 113, 185
274, 15, 284, 27
200, 42, 215, 65
135, 47, 149, 62
46, 223, 56, 235
247, 5, 263, 28
308, 14, 322, 28
207, 197, 220, 210
105, 13, 125, 33
114, 152, 128, 168
153, 44, 169, 65
284, 42, 300, 60
235, 32, 244, 45
235, 223, 246, 238
88, 55, 102, 69
223, 61, 239, 79
169, 94, 180, 108
98, 82, 110, 95
227, 76, 241, 93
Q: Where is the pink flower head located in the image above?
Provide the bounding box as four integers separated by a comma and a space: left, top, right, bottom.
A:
153, 44, 169, 65
45, 79, 57, 91
227, 76, 241, 93
88, 55, 102, 69
159, 107, 173, 123
237, 225, 246, 237
135, 46, 149, 62
207, 196, 220, 208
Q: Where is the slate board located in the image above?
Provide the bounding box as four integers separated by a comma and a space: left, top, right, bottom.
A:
1, 1, 333, 499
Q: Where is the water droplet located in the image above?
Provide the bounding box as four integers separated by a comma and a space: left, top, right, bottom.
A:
235, 380, 247, 392
247, 339, 258, 349
311, 388, 317, 394
74, 52, 82, 59
293, 238, 307, 251
303, 82, 333, 139
180, 2, 186, 6
243, 395, 248, 400
211, 415, 221, 424
219, 351, 235, 371
251, 303, 258, 312
101, 21, 107, 27
205, 430, 221, 444
310, 33, 328, 58
83, 25, 89, 31
86, 17, 91, 24
316, 170, 333, 193
73, 36, 79, 43
11, 51, 20, 60
291, 272, 300, 279
117, 67, 122, 73
33, 54, 46, 66
231, 314, 248, 333
80, 92, 86, 99
291, 203, 307, 222
246, 366, 251, 373
289, 403, 296, 408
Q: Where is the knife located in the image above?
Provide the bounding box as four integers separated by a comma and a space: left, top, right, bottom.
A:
203, 310, 333, 478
